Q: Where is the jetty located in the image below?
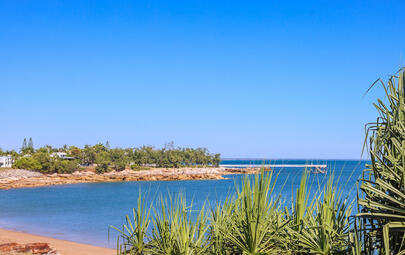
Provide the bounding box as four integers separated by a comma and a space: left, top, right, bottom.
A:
220, 164, 327, 168
221, 164, 328, 174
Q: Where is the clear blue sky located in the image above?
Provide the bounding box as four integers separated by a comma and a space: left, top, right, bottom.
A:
1, 0, 404, 159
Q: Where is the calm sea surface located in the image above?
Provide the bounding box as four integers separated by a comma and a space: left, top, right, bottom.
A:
0, 159, 367, 247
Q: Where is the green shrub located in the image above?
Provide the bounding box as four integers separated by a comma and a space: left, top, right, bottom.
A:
113, 161, 126, 171
12, 157, 41, 171
130, 164, 140, 171
130, 164, 150, 171
95, 162, 109, 174
51, 160, 78, 174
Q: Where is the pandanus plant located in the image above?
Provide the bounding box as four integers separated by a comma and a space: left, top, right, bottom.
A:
357, 67, 405, 254
111, 194, 152, 255
150, 196, 209, 255
287, 171, 353, 255
219, 171, 289, 255
114, 194, 209, 255
208, 198, 236, 255
113, 170, 357, 254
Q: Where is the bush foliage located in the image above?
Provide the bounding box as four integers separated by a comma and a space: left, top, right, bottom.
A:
8, 141, 220, 174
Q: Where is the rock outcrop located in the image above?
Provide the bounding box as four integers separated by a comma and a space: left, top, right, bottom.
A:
0, 242, 59, 255
0, 170, 43, 179
0, 167, 259, 190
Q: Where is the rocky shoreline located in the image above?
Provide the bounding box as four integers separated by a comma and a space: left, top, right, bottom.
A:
0, 167, 259, 190
0, 242, 58, 255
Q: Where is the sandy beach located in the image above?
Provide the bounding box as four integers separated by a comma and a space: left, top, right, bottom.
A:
0, 228, 115, 255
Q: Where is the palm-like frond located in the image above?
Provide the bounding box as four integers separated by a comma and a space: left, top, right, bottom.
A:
219, 170, 289, 255
288, 171, 353, 255
150, 195, 209, 255
357, 67, 405, 255
111, 193, 152, 255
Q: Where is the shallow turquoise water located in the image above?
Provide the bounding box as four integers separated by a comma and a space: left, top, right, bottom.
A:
0, 160, 367, 247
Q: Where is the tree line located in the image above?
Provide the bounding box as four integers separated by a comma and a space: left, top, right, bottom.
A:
5, 140, 221, 174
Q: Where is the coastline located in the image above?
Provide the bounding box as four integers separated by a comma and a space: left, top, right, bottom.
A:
0, 167, 258, 190
0, 228, 115, 255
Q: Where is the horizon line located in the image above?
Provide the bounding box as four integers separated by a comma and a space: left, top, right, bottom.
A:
221, 157, 370, 161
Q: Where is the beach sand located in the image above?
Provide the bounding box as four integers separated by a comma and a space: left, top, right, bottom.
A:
0, 228, 115, 255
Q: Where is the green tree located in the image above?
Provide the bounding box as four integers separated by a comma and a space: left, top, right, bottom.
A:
80, 145, 96, 165
110, 148, 127, 171
36, 147, 48, 153
9, 141, 218, 173
4, 150, 18, 158
28, 137, 33, 150
21, 138, 27, 152
69, 146, 81, 159
93, 143, 108, 153
21, 137, 34, 154
213, 153, 221, 167
132, 146, 156, 166
32, 152, 53, 173
44, 144, 54, 153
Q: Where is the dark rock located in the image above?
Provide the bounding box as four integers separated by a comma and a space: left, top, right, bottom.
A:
0, 242, 58, 255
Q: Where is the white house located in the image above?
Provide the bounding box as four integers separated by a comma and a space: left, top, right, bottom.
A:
51, 152, 74, 160
0, 156, 13, 168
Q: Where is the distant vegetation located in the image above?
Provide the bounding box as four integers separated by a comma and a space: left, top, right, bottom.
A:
114, 68, 405, 255
0, 141, 220, 174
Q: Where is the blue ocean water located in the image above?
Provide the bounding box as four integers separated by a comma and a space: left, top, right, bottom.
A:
0, 159, 367, 248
